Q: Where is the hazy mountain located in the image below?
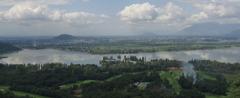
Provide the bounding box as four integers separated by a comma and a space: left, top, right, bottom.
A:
53, 34, 77, 40
225, 30, 240, 37
180, 22, 240, 36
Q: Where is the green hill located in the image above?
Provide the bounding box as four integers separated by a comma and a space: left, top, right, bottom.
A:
53, 34, 77, 40
0, 42, 21, 54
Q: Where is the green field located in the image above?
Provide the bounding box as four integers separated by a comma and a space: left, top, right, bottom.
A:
60, 80, 100, 89
60, 73, 135, 90
13, 91, 50, 98
197, 71, 217, 81
0, 85, 9, 91
205, 93, 226, 98
105, 74, 123, 81
159, 71, 183, 93
0, 85, 50, 98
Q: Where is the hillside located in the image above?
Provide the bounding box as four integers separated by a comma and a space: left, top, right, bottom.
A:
53, 34, 77, 40
0, 42, 21, 54
226, 29, 240, 37
0, 57, 234, 98
180, 22, 240, 36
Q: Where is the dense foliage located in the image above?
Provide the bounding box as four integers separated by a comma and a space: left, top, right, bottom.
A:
0, 56, 238, 98
227, 76, 240, 98
0, 42, 21, 54
190, 60, 240, 74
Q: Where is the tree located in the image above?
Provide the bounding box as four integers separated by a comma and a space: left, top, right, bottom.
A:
227, 77, 240, 98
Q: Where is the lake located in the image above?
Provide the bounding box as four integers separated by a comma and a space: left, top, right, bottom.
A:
1, 47, 240, 65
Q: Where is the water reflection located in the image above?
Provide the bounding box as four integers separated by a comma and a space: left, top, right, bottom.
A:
1, 47, 240, 65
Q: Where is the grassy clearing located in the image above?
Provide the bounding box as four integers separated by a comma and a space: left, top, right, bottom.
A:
224, 73, 240, 83
159, 71, 182, 93
13, 91, 50, 98
60, 80, 100, 89
105, 74, 123, 82
60, 74, 125, 90
0, 85, 9, 92
60, 73, 136, 90
205, 93, 226, 98
0, 85, 50, 98
0, 85, 9, 90
197, 71, 217, 81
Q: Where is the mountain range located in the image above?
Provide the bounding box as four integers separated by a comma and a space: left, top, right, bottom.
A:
179, 22, 240, 36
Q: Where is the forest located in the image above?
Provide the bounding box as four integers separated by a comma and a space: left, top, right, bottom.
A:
0, 56, 239, 98
0, 42, 21, 54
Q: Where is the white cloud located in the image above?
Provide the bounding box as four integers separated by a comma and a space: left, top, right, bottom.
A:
119, 2, 186, 25
50, 11, 108, 25
156, 2, 185, 24
0, 2, 108, 25
195, 3, 233, 17
189, 12, 208, 22
0, 2, 48, 21
119, 2, 158, 23
185, 0, 240, 23
119, 1, 240, 26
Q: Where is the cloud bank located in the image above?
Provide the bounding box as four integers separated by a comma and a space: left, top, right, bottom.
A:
119, 2, 185, 25
0, 2, 107, 25
0, 0, 240, 36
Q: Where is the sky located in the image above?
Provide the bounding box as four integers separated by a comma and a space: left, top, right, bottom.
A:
0, 0, 240, 36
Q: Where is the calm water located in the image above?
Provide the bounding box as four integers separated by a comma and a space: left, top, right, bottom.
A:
1, 47, 240, 65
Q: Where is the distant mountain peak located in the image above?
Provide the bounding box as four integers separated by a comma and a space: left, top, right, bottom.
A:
180, 22, 240, 36
54, 34, 77, 40
0, 42, 21, 54
138, 32, 159, 37
226, 29, 240, 38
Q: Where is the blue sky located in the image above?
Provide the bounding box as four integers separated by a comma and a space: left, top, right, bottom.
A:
0, 0, 239, 36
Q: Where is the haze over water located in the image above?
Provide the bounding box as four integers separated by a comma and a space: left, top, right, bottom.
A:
1, 47, 240, 65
